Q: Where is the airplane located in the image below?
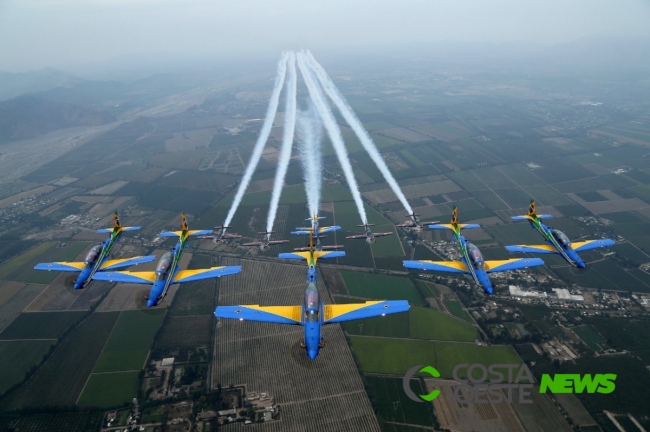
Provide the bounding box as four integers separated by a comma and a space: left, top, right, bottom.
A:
403, 206, 545, 294
35, 212, 156, 290
346, 223, 393, 244
396, 212, 439, 232
505, 200, 615, 268
292, 215, 340, 239
93, 214, 241, 307
197, 224, 242, 244
242, 231, 289, 251
215, 231, 410, 360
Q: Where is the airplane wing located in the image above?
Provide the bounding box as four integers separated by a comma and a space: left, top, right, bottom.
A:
428, 223, 480, 230
511, 215, 552, 221
403, 260, 469, 274
215, 305, 302, 325
96, 226, 141, 233
92, 271, 157, 284
267, 240, 290, 245
484, 258, 545, 273
572, 239, 615, 252
223, 234, 243, 239
319, 226, 341, 234
323, 300, 410, 324
173, 266, 242, 283
396, 222, 415, 227
100, 255, 157, 271
159, 230, 213, 237
241, 241, 263, 246
506, 244, 558, 254
34, 261, 85, 272
373, 232, 394, 237
278, 251, 346, 260
345, 234, 368, 239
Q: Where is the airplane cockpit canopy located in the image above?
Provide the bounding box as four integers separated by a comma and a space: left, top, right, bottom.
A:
551, 229, 571, 247
155, 252, 173, 281
467, 242, 484, 270
84, 245, 102, 268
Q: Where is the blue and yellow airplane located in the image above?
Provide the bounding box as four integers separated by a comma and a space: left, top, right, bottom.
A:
215, 232, 409, 360
35, 212, 155, 289
292, 214, 343, 252
505, 200, 615, 268
403, 206, 545, 294
94, 214, 241, 307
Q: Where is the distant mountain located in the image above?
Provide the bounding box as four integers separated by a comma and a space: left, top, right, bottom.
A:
0, 96, 116, 144
0, 68, 84, 101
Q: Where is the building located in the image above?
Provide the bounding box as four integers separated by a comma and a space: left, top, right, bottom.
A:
509, 285, 547, 298
553, 289, 584, 301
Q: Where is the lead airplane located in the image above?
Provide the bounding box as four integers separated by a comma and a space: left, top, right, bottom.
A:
215, 232, 409, 360
403, 206, 544, 294
346, 223, 393, 244
505, 200, 615, 268
397, 212, 439, 232
292, 214, 343, 252
94, 214, 241, 307
35, 212, 155, 289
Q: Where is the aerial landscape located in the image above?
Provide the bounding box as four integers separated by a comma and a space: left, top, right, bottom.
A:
1, 1, 650, 431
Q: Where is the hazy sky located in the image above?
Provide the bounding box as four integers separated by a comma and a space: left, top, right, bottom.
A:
1, 0, 649, 72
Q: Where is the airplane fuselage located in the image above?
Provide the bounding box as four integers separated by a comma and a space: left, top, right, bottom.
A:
74, 229, 122, 289
453, 230, 493, 294
529, 218, 584, 268
303, 282, 323, 360
365, 228, 376, 244
148, 235, 187, 307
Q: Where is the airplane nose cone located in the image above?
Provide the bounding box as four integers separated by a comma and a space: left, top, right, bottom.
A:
147, 299, 157, 308
307, 349, 318, 360
73, 282, 83, 290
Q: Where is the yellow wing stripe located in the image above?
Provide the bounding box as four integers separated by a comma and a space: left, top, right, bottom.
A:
571, 240, 598, 250
173, 267, 222, 280
517, 244, 557, 253
100, 258, 139, 269
55, 261, 85, 270
114, 271, 157, 283
420, 260, 469, 272
240, 305, 303, 322
484, 260, 513, 271
324, 301, 383, 321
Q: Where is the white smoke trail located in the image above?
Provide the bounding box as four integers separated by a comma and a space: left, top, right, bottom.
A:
297, 52, 368, 224
224, 52, 289, 227
266, 52, 297, 232
305, 51, 414, 215
296, 103, 324, 218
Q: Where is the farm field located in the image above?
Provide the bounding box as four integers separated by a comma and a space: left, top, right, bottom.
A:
572, 325, 604, 351
366, 376, 433, 426
0, 311, 119, 410
77, 371, 140, 408
0, 284, 47, 333
93, 309, 166, 373
348, 336, 521, 377
340, 271, 425, 305
343, 306, 478, 342
169, 277, 216, 316
0, 241, 90, 284
0, 340, 54, 394
334, 201, 402, 257
0, 412, 103, 432
0, 311, 86, 340
443, 300, 473, 322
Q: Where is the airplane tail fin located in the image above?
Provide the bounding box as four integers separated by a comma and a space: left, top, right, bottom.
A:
181, 213, 189, 231
113, 212, 122, 228
451, 205, 459, 225
511, 200, 552, 221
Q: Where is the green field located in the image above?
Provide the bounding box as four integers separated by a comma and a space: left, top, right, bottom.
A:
93, 309, 166, 373
0, 242, 56, 280
341, 271, 425, 305
0, 311, 86, 340
348, 336, 521, 377
77, 371, 140, 408
0, 412, 103, 432
367, 376, 433, 426
443, 300, 472, 322
215, 183, 354, 208
572, 325, 604, 351
0, 340, 54, 394
343, 306, 478, 341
